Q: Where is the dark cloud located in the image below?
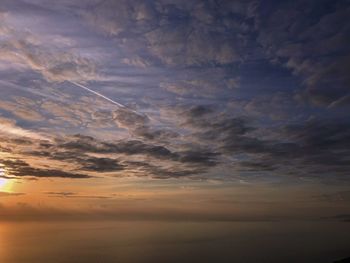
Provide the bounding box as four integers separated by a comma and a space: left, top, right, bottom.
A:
45, 191, 76, 197
29, 147, 125, 173
58, 134, 217, 166
328, 214, 350, 222
112, 108, 180, 142
1, 159, 90, 178
238, 161, 276, 172
186, 105, 214, 118
255, 0, 350, 107
277, 120, 350, 175
180, 105, 350, 180
80, 157, 124, 172
45, 191, 112, 199
125, 161, 207, 178
0, 136, 34, 146
133, 126, 180, 142
59, 135, 176, 159
22, 104, 341, 181
314, 191, 350, 202
181, 105, 257, 148
244, 120, 350, 178
24, 132, 219, 177
0, 191, 25, 197
2, 101, 350, 181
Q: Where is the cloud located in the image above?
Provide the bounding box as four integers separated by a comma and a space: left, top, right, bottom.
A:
80, 157, 124, 172
0, 13, 99, 83
180, 105, 254, 144
60, 135, 218, 165
22, 131, 220, 178
28, 148, 125, 174
254, 0, 350, 107
9, 38, 97, 82
1, 98, 349, 181
1, 159, 90, 178
45, 191, 76, 197
112, 108, 149, 132
328, 214, 350, 222
124, 160, 205, 178
58, 135, 175, 158
0, 191, 25, 197
83, 0, 248, 67
0, 96, 44, 122
241, 93, 296, 120
0, 116, 49, 141
178, 105, 350, 180
45, 191, 112, 199
0, 0, 348, 184
313, 191, 350, 202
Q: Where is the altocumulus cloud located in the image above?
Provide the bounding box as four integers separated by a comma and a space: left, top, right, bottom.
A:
0, 0, 348, 183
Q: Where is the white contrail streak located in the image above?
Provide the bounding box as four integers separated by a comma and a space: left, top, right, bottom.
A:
68, 81, 150, 119
69, 81, 126, 108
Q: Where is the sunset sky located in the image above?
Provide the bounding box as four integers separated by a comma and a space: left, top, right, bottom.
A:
0, 0, 349, 223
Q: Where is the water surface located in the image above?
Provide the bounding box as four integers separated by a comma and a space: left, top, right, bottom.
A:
0, 221, 349, 263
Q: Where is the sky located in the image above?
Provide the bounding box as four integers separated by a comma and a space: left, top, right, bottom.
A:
0, 0, 349, 222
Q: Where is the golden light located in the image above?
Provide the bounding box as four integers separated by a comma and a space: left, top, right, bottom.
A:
0, 178, 7, 188
0, 166, 12, 192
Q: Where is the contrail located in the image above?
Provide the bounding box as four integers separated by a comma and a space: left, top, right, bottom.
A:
68, 81, 151, 120
68, 81, 126, 108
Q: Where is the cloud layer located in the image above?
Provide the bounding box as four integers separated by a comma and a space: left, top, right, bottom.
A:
0, 0, 349, 183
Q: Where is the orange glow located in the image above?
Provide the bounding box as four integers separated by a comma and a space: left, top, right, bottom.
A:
0, 167, 12, 192
0, 178, 7, 188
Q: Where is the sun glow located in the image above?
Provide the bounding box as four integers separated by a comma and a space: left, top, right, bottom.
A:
0, 178, 12, 192
0, 167, 12, 192
0, 178, 7, 188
